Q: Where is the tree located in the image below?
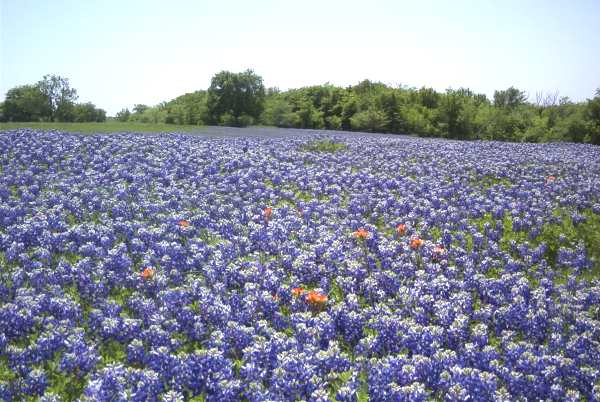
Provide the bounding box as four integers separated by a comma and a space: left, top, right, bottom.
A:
207, 70, 265, 126
164, 91, 207, 125
417, 87, 440, 109
261, 96, 299, 127
133, 104, 149, 115
350, 108, 389, 132
493, 87, 527, 109
380, 92, 403, 133
585, 88, 600, 144
115, 108, 131, 122
341, 96, 358, 130
37, 74, 78, 121
2, 84, 52, 121
72, 102, 106, 122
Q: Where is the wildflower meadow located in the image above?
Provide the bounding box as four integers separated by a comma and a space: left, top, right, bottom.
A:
0, 129, 599, 401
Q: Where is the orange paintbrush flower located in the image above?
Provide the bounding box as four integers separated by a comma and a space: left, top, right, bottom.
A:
410, 237, 424, 249
141, 267, 155, 280
263, 207, 273, 221
396, 223, 407, 236
353, 228, 369, 240
305, 290, 328, 307
432, 245, 446, 260
292, 287, 305, 297
178, 219, 190, 228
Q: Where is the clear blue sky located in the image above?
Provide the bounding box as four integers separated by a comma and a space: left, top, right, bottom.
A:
1, 0, 599, 115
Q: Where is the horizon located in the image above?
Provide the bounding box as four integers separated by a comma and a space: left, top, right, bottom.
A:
2, 0, 600, 115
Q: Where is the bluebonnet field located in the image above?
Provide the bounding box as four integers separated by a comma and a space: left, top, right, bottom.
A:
1, 128, 599, 401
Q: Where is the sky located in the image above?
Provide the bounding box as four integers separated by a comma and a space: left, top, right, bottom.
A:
1, 0, 599, 116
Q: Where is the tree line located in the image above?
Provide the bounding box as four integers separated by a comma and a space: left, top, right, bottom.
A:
3, 71, 600, 144
0, 75, 106, 123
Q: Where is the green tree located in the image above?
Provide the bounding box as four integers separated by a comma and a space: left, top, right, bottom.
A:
437, 89, 485, 140
350, 108, 389, 132
261, 96, 299, 127
133, 104, 149, 115
341, 96, 358, 130
37, 74, 78, 121
585, 88, 600, 144
72, 102, 106, 122
417, 87, 440, 109
380, 92, 403, 133
493, 87, 527, 109
207, 69, 265, 126
164, 91, 207, 125
2, 84, 52, 121
115, 108, 131, 122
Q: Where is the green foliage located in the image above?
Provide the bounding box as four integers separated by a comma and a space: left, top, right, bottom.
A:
128, 104, 167, 124
6, 73, 599, 143
207, 69, 265, 126
300, 139, 348, 153
256, 81, 598, 143
72, 102, 107, 122
538, 209, 600, 280
350, 108, 389, 132
164, 91, 207, 125
493, 86, 527, 109
3, 84, 52, 122
37, 74, 79, 122
99, 339, 127, 366
585, 89, 600, 144
2, 74, 106, 123
261, 95, 300, 127
115, 108, 131, 122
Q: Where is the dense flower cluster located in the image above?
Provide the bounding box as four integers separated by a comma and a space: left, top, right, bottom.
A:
0, 128, 599, 401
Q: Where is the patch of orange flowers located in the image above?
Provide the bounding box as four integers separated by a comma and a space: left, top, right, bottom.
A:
291, 287, 305, 297
353, 228, 369, 240
410, 237, 424, 249
396, 223, 407, 236
141, 267, 155, 280
177, 219, 190, 228
263, 207, 273, 221
305, 290, 328, 307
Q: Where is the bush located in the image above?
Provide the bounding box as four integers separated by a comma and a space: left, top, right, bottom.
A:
350, 109, 389, 132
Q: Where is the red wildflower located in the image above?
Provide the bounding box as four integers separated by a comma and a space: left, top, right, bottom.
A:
546, 175, 556, 183
396, 223, 407, 236
263, 207, 273, 221
141, 267, 155, 280
353, 228, 369, 240
178, 219, 190, 228
410, 237, 424, 249
432, 245, 446, 260
292, 287, 305, 297
305, 290, 328, 307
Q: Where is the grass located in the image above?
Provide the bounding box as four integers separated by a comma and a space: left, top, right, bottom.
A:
473, 174, 513, 189
0, 121, 205, 134
300, 139, 348, 153
469, 208, 600, 283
